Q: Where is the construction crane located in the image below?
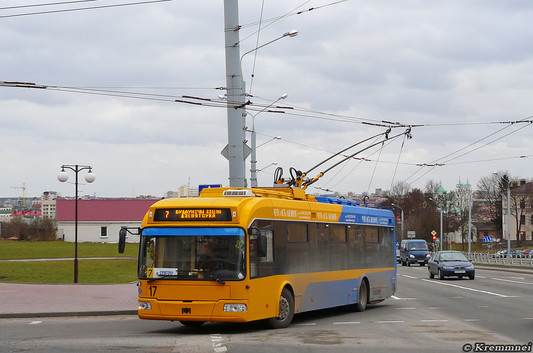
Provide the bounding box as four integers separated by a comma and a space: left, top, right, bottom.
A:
11, 182, 27, 209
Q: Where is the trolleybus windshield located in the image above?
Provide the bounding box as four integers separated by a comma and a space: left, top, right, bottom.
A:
139, 227, 246, 282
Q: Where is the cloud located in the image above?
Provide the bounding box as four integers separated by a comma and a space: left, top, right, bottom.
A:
2, 0, 533, 199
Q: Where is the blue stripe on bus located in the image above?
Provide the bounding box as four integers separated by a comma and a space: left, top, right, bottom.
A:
142, 227, 244, 237
338, 205, 394, 226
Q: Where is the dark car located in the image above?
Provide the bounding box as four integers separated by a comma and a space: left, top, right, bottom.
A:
400, 239, 430, 266
428, 251, 475, 280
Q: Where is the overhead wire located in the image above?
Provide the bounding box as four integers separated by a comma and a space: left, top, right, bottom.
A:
9, 81, 533, 131
247, 0, 267, 95
389, 133, 409, 190
3, 80, 533, 192
238, 0, 346, 31
0, 0, 97, 10
0, 0, 172, 18
404, 121, 533, 186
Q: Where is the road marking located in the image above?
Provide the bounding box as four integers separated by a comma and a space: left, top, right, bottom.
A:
396, 307, 416, 310
296, 323, 317, 326
333, 321, 360, 325
211, 334, 227, 353
421, 279, 511, 298
377, 320, 404, 324
28, 321, 42, 325
465, 319, 480, 322
493, 277, 532, 285
403, 275, 418, 279
429, 307, 444, 310
391, 295, 416, 300
420, 319, 448, 323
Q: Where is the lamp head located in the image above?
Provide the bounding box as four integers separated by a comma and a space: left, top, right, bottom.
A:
57, 168, 68, 183
285, 29, 298, 37
84, 169, 95, 183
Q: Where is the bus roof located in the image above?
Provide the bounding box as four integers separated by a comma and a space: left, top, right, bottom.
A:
144, 187, 394, 227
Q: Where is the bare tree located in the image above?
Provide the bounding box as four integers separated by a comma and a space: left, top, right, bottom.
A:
390, 181, 410, 202
477, 171, 506, 234
455, 180, 473, 249
508, 179, 533, 246
424, 179, 441, 195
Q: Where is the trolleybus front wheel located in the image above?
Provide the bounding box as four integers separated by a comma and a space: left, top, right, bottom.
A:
266, 288, 294, 329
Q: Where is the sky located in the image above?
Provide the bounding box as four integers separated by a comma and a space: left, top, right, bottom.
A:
2, 0, 533, 199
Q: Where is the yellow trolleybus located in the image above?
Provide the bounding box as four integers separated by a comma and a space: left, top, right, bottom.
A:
120, 186, 396, 328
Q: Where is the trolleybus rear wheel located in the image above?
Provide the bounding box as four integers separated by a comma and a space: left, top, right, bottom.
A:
354, 280, 368, 312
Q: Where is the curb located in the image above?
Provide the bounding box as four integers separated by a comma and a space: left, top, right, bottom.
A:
0, 310, 138, 319
474, 265, 533, 275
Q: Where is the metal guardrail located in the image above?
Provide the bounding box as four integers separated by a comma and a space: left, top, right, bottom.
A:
469, 252, 533, 267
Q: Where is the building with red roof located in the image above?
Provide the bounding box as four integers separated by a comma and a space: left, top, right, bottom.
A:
55, 199, 158, 243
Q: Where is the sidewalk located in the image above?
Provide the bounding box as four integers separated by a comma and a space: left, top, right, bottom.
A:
0, 282, 138, 319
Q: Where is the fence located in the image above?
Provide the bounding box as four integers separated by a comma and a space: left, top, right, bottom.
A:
469, 252, 533, 267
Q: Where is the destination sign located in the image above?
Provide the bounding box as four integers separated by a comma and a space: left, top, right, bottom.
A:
153, 208, 232, 222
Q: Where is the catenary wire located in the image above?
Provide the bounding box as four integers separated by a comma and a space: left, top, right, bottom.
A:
0, 0, 97, 10
0, 0, 172, 18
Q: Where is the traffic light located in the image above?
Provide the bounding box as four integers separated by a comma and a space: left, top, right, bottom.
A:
432, 235, 437, 241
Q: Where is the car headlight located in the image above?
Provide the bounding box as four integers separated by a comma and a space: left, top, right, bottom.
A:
426, 253, 431, 258
442, 265, 454, 270
409, 254, 415, 258
223, 304, 247, 312
138, 301, 152, 310
466, 264, 474, 270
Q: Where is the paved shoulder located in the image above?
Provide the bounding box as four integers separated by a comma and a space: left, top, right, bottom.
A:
0, 282, 138, 318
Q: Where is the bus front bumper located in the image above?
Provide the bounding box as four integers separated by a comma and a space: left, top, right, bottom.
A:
138, 299, 250, 322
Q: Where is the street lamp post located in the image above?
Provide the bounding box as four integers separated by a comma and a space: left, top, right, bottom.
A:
248, 94, 287, 187
505, 175, 511, 260
57, 165, 95, 283
222, 4, 298, 187
436, 186, 446, 252
494, 173, 512, 261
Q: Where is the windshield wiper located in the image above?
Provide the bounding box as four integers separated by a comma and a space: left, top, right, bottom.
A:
208, 274, 226, 285
147, 274, 177, 283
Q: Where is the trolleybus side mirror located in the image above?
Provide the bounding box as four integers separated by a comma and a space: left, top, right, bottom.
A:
118, 228, 127, 253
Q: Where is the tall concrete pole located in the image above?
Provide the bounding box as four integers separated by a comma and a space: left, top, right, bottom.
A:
222, 0, 248, 187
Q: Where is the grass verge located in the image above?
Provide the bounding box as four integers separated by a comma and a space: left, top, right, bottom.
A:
0, 259, 138, 283
0, 240, 138, 260
0, 241, 138, 283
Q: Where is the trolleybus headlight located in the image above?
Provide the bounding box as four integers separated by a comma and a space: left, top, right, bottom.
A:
138, 301, 152, 310
223, 304, 247, 312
